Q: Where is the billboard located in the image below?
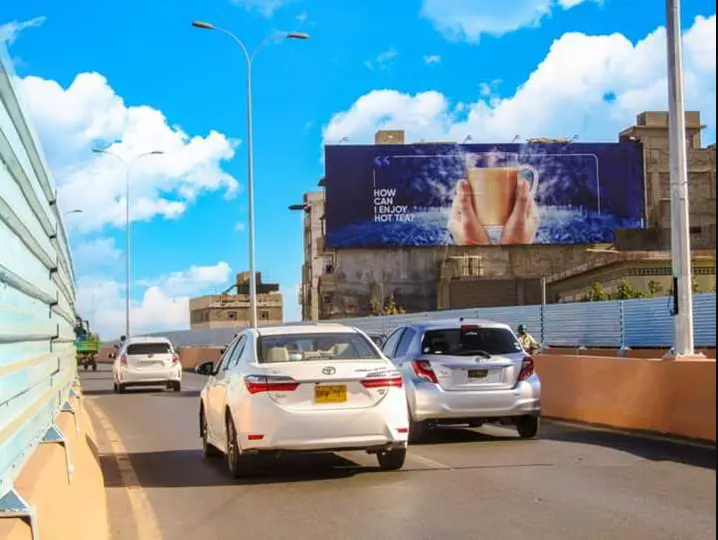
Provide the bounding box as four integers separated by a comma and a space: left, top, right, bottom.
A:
324, 143, 645, 248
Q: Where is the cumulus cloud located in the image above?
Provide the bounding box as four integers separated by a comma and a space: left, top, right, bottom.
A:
16, 72, 240, 233
0, 16, 46, 45
71, 237, 122, 271
420, 0, 599, 42
323, 15, 717, 146
365, 47, 399, 71
78, 262, 233, 339
424, 54, 442, 65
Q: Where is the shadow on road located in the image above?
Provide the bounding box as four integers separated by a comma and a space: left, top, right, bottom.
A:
541, 422, 716, 470
100, 450, 380, 488
410, 427, 517, 446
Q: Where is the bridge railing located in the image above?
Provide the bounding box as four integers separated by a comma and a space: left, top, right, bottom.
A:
0, 44, 77, 529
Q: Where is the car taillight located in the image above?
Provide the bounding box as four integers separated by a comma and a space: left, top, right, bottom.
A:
244, 375, 300, 394
172, 353, 180, 365
411, 360, 438, 384
518, 356, 535, 381
120, 354, 128, 367
361, 376, 403, 389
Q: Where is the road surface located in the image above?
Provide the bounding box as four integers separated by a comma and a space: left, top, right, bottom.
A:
80, 366, 716, 540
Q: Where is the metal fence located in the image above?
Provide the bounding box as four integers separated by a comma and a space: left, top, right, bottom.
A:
0, 45, 78, 531
151, 293, 716, 350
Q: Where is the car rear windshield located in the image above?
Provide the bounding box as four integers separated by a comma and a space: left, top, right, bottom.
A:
258, 332, 382, 363
421, 328, 522, 356
127, 342, 172, 355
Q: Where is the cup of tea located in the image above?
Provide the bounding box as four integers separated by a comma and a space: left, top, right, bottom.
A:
466, 153, 539, 227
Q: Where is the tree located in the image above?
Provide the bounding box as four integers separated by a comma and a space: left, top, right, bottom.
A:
648, 280, 664, 297
580, 282, 610, 302
613, 279, 646, 300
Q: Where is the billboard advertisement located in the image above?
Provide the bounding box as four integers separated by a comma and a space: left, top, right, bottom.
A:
324, 143, 645, 248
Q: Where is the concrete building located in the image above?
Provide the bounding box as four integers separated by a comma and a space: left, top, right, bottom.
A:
298, 112, 717, 320
189, 271, 283, 329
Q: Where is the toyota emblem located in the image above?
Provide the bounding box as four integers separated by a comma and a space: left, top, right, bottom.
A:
322, 366, 336, 376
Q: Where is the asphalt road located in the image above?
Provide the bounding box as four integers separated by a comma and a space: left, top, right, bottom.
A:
80, 365, 716, 540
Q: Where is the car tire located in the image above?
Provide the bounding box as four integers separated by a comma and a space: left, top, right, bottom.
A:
226, 416, 255, 479
113, 382, 118, 393
516, 415, 540, 439
377, 447, 407, 471
92, 363, 97, 371
173, 381, 182, 393
201, 410, 221, 458
118, 383, 127, 394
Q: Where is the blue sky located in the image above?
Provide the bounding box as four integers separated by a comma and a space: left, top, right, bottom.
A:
2, 0, 716, 339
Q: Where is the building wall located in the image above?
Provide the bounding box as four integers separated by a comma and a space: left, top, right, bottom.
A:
300, 191, 327, 321
548, 258, 717, 303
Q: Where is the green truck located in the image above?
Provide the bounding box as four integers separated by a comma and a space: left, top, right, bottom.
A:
74, 317, 100, 371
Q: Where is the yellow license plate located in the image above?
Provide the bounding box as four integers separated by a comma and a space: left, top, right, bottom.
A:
468, 369, 489, 379
314, 384, 347, 404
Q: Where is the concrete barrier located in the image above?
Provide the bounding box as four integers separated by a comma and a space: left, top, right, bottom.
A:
535, 354, 716, 442
167, 345, 717, 442
0, 394, 109, 540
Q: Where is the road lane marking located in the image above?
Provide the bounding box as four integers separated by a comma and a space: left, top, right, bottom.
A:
86, 399, 164, 540
407, 451, 453, 470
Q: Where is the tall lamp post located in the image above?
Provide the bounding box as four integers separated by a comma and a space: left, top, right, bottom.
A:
665, 0, 697, 358
92, 147, 164, 339
192, 20, 310, 329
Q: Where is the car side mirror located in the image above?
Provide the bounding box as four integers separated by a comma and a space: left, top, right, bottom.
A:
195, 361, 215, 376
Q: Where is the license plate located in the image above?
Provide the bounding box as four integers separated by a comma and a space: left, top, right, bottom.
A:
468, 369, 489, 379
314, 385, 347, 404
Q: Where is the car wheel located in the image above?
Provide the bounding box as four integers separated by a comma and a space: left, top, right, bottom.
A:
173, 381, 182, 392
377, 447, 407, 471
201, 410, 221, 458
92, 363, 97, 371
113, 382, 118, 393
516, 415, 540, 439
118, 383, 127, 394
226, 416, 255, 479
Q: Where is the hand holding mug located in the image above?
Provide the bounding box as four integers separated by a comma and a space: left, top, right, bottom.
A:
449, 175, 540, 245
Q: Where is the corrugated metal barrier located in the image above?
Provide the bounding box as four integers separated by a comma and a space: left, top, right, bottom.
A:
144, 293, 716, 350
0, 45, 78, 532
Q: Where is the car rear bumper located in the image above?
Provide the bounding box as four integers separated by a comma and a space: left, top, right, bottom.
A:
118, 366, 182, 385
233, 398, 410, 452
409, 376, 541, 422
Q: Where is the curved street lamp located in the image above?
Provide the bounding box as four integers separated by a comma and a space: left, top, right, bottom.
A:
192, 20, 310, 329
92, 147, 165, 338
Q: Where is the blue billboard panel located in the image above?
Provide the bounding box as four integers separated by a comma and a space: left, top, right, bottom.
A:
324, 143, 645, 248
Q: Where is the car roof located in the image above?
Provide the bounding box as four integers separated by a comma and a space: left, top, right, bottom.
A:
410, 318, 513, 332
125, 336, 173, 345
257, 323, 360, 337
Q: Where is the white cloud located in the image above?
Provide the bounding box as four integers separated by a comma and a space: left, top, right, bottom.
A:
323, 15, 717, 146
420, 0, 598, 42
16, 72, 239, 233
72, 237, 122, 271
365, 47, 399, 71
234, 221, 247, 233
78, 262, 233, 339
231, 0, 289, 17
424, 54, 442, 65
0, 16, 46, 45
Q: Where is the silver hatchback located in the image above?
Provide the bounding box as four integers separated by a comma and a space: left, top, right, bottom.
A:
380, 319, 541, 441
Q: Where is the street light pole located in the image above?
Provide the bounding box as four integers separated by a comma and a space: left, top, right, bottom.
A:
192, 21, 310, 329
93, 148, 164, 339
665, 0, 695, 357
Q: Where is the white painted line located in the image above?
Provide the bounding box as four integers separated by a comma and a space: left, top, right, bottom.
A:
86, 400, 164, 540
407, 451, 453, 470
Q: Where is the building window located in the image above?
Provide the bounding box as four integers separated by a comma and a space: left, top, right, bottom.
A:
260, 311, 270, 320
229, 311, 237, 320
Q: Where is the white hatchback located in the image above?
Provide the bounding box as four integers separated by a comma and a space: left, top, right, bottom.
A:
111, 336, 182, 393
197, 324, 410, 478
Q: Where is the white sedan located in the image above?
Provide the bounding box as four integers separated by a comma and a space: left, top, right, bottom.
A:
197, 324, 410, 478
